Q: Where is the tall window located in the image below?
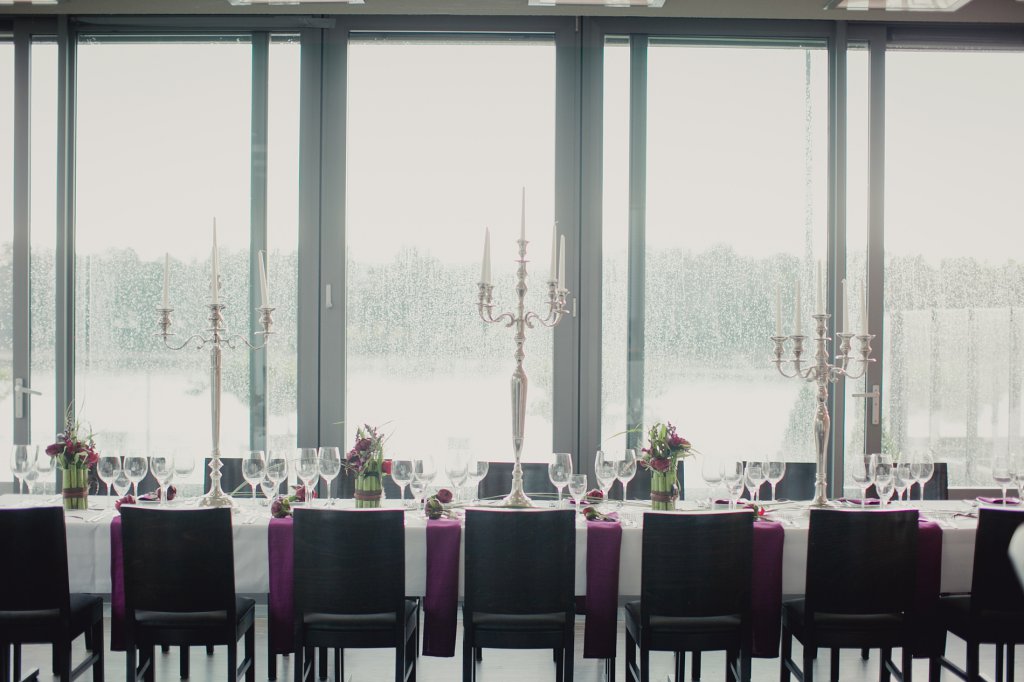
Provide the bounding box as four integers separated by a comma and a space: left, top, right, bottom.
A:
603, 39, 828, 493
883, 48, 1024, 487
345, 35, 557, 460
0, 38, 12, 480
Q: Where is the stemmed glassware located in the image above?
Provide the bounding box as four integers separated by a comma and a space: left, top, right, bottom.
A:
34, 448, 54, 495
293, 448, 320, 505
850, 454, 877, 508
700, 456, 724, 507
1014, 453, 1024, 501
548, 452, 573, 507
97, 455, 121, 496
594, 451, 617, 508
466, 460, 489, 504
722, 462, 745, 509
894, 463, 913, 505
242, 450, 267, 505
264, 452, 288, 500
616, 449, 637, 503
123, 454, 149, 498
874, 458, 895, 506
744, 462, 766, 502
445, 451, 469, 503
568, 474, 587, 526
317, 447, 342, 506
766, 461, 786, 502
150, 453, 176, 505
174, 451, 196, 500
992, 452, 1014, 504
112, 470, 132, 498
10, 445, 34, 494
412, 456, 437, 512
910, 450, 934, 502
392, 459, 414, 506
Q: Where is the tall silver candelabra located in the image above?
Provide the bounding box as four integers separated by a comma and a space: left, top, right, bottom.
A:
771, 314, 873, 506
156, 303, 275, 508
477, 238, 570, 507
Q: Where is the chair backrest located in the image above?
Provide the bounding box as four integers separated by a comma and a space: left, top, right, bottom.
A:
477, 463, 556, 500
805, 508, 918, 616
464, 509, 574, 615
120, 507, 236, 615
971, 507, 1024, 613
0, 507, 71, 614
641, 511, 753, 619
293, 508, 405, 616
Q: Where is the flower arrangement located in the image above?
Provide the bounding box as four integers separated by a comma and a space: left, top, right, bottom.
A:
640, 422, 695, 511
270, 486, 317, 519
115, 485, 177, 511
345, 424, 392, 508
45, 407, 100, 511
424, 488, 454, 520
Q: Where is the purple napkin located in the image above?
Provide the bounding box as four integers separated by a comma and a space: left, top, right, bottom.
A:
977, 497, 1021, 505
751, 521, 784, 658
110, 516, 126, 651
422, 518, 462, 657
583, 520, 622, 659
267, 517, 294, 654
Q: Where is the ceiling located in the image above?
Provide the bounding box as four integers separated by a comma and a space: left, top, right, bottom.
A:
4, 0, 1024, 23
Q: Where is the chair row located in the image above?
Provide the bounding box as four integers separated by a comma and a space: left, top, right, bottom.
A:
2, 505, 1022, 682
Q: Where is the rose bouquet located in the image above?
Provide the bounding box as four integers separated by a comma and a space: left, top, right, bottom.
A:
45, 408, 100, 511
424, 488, 454, 520
270, 486, 317, 519
345, 424, 391, 509
640, 422, 695, 511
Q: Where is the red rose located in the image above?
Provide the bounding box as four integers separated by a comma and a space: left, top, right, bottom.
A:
45, 443, 63, 456
382, 459, 392, 476
435, 488, 453, 504
650, 457, 671, 472
86, 451, 100, 467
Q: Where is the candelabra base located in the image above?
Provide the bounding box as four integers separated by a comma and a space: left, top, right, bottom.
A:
501, 490, 533, 508
197, 489, 236, 509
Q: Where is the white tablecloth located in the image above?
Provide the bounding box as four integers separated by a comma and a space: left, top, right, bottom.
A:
0, 495, 982, 596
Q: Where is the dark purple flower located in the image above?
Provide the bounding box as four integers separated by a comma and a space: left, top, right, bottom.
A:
649, 457, 671, 473
292, 485, 316, 502
270, 495, 291, 518
425, 496, 445, 520
435, 488, 453, 504
45, 443, 63, 456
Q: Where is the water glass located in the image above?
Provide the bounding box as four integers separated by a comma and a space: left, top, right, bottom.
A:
33, 448, 54, 494
744, 462, 766, 502
894, 463, 913, 504
722, 462, 745, 509
150, 454, 176, 505
616, 449, 637, 502
10, 445, 34, 494
392, 459, 414, 506
992, 453, 1014, 503
293, 448, 320, 504
318, 447, 342, 506
265, 453, 289, 498
112, 470, 132, 498
594, 451, 617, 506
909, 450, 934, 501
259, 477, 276, 506
242, 450, 267, 504
412, 456, 437, 511
466, 460, 489, 504
97, 455, 122, 496
568, 474, 588, 526
445, 451, 469, 502
851, 454, 877, 507
123, 455, 149, 498
700, 456, 724, 506
875, 462, 895, 506
548, 452, 573, 507
766, 461, 786, 501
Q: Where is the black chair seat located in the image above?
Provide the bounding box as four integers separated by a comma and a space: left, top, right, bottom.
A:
783, 599, 906, 641
625, 601, 741, 634
940, 594, 1024, 643
135, 597, 255, 631
0, 594, 103, 641
472, 612, 567, 631
304, 599, 418, 630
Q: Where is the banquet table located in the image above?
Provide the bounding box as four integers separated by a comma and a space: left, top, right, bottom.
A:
0, 495, 992, 660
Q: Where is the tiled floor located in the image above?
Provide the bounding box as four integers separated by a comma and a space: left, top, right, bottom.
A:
11, 607, 1013, 681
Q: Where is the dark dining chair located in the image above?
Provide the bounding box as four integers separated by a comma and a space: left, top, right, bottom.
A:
936, 507, 1024, 682
625, 510, 754, 682
291, 508, 418, 682
477, 463, 557, 500
120, 506, 255, 682
0, 507, 104, 682
463, 509, 575, 682
781, 508, 919, 682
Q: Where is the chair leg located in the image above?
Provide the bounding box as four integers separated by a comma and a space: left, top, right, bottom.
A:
803, 643, 815, 682
2, 641, 9, 682
227, 644, 237, 682
554, 647, 564, 682
605, 656, 615, 682
180, 646, 189, 679
831, 649, 840, 681
966, 641, 979, 682
57, 640, 71, 682
462, 632, 473, 682
674, 652, 684, 682
726, 648, 738, 682
52, 643, 59, 675
293, 645, 303, 682
928, 656, 941, 682
12, 645, 20, 682
475, 648, 482, 662
207, 646, 214, 656
564, 641, 574, 682
126, 646, 136, 682
145, 647, 156, 682
996, 644, 1004, 682
902, 644, 914, 682
162, 646, 170, 654
780, 626, 793, 682
880, 648, 892, 682
862, 648, 870, 661
1007, 645, 1015, 682
692, 651, 702, 681
625, 629, 637, 682
318, 648, 327, 681
333, 649, 341, 682
92, 618, 105, 682
246, 623, 256, 682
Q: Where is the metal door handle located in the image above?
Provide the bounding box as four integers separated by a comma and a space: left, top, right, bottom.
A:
14, 378, 42, 420
852, 384, 880, 425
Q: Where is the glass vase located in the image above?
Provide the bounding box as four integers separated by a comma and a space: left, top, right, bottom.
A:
62, 465, 89, 511
354, 460, 383, 509
650, 461, 678, 511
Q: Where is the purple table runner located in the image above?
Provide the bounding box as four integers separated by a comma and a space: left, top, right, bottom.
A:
267, 518, 294, 654
752, 521, 785, 658
583, 520, 623, 659
421, 518, 462, 657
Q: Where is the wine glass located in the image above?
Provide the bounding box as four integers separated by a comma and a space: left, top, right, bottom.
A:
149, 453, 175, 505
173, 450, 196, 500
910, 450, 934, 502
123, 454, 149, 498
992, 452, 1014, 504
616, 449, 637, 502
548, 452, 573, 507
851, 453, 877, 508
875, 460, 895, 506
391, 459, 414, 506
242, 450, 267, 505
700, 456, 724, 507
722, 462, 745, 510
568, 474, 588, 527
10, 445, 33, 494
97, 455, 121, 496
318, 447, 342, 506
594, 450, 617, 508
894, 463, 913, 505
412, 456, 437, 512
1014, 453, 1024, 501
766, 460, 786, 502
466, 460, 489, 504
259, 477, 276, 506
293, 448, 320, 505
744, 462, 766, 502
445, 451, 469, 503
112, 469, 132, 498
33, 448, 54, 495
265, 452, 288, 499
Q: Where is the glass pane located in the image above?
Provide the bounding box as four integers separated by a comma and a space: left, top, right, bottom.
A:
884, 49, 1024, 488
30, 40, 57, 453
266, 36, 300, 453
75, 38, 252, 487
643, 42, 828, 496
600, 38, 630, 455
346, 37, 556, 461
842, 45, 870, 491
0, 40, 12, 485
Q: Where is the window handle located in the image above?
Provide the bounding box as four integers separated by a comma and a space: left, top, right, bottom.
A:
852, 384, 880, 426
14, 378, 42, 420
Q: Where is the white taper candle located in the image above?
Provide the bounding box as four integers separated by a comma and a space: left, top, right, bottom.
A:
520, 187, 526, 243
558, 234, 566, 291
481, 228, 491, 285
549, 221, 558, 283
861, 282, 868, 336
816, 260, 823, 315
162, 253, 170, 309
775, 285, 782, 337
842, 279, 849, 334
795, 279, 802, 337
211, 219, 219, 305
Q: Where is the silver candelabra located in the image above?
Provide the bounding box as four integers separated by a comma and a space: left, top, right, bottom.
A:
156, 303, 275, 508
771, 314, 873, 506
477, 237, 570, 507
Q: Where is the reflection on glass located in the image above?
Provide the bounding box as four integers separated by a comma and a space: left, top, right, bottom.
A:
346, 38, 556, 460
883, 49, 1024, 487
